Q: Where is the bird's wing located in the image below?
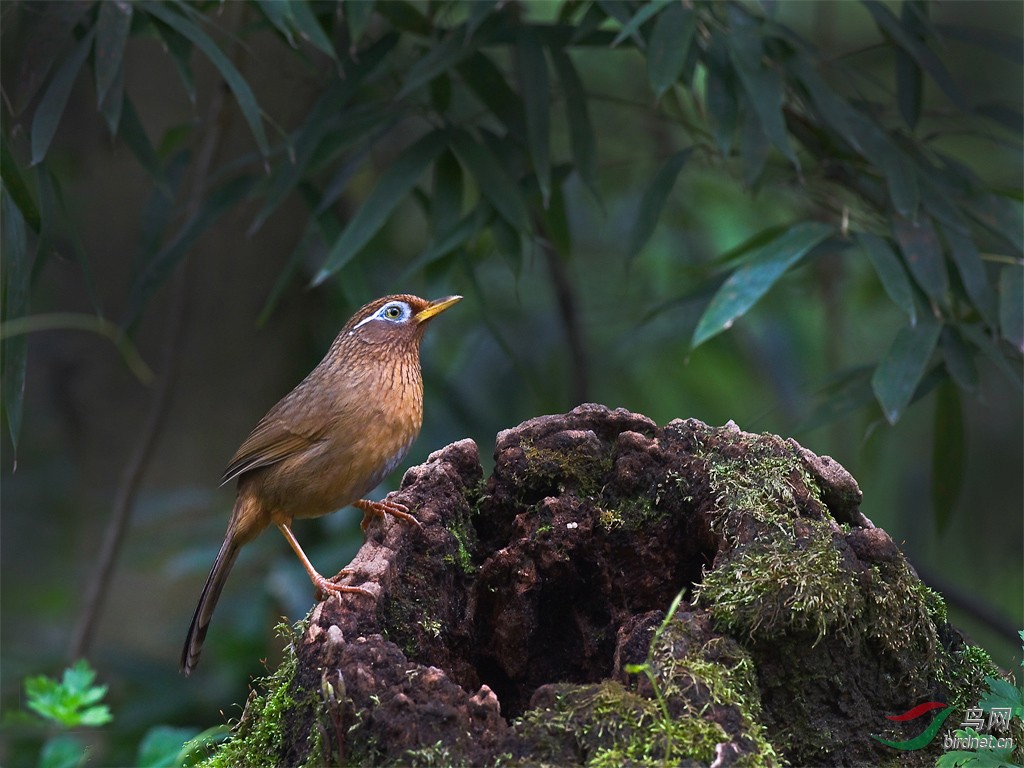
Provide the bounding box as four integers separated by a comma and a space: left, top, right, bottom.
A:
221, 412, 329, 486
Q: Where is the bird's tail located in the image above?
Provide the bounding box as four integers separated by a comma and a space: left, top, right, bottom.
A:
180, 532, 240, 676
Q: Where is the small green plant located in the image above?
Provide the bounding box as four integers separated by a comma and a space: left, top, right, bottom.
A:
623, 590, 686, 761
18, 660, 225, 768
936, 631, 1024, 768
26, 659, 113, 728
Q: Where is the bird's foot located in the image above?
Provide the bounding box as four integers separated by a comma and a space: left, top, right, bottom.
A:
314, 570, 374, 599
354, 498, 422, 532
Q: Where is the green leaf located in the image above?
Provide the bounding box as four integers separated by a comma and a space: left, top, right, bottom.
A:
450, 130, 530, 232
796, 366, 875, 434
893, 215, 948, 301
118, 96, 166, 190
543, 181, 572, 260
550, 47, 599, 203
431, 149, 464, 239
931, 376, 964, 534
980, 676, 1024, 717
727, 15, 797, 167
403, 205, 486, 281
95, 1, 132, 108
313, 131, 448, 285
141, 2, 269, 158
31, 27, 97, 165
39, 734, 87, 768
960, 323, 1023, 390
256, 0, 296, 46
705, 35, 739, 156
25, 660, 113, 728
150, 14, 196, 103
862, 0, 968, 111
998, 265, 1023, 353
125, 175, 257, 327
942, 224, 998, 328
138, 726, 202, 768
740, 105, 770, 189
935, 23, 1024, 63
398, 21, 482, 100
871, 315, 941, 424
290, 0, 337, 58
518, 29, 551, 207
627, 148, 692, 260
647, 3, 696, 100
0, 139, 41, 232
457, 51, 527, 140
894, 1, 925, 130
858, 232, 916, 324
1, 187, 31, 459
466, 1, 496, 43
692, 222, 834, 349
611, 1, 668, 47
965, 192, 1023, 253
939, 326, 978, 394
491, 213, 522, 272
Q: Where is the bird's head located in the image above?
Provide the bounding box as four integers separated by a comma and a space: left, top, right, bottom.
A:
342, 294, 462, 347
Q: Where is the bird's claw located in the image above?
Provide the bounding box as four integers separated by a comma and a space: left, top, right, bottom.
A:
355, 498, 422, 532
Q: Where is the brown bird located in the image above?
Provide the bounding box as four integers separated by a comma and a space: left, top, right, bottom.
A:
181, 294, 461, 676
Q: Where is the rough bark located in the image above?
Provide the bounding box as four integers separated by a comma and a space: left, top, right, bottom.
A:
201, 404, 998, 767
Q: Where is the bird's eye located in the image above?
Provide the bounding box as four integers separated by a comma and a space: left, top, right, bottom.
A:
381, 303, 405, 321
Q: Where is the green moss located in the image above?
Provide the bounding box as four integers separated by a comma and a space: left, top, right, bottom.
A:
521, 438, 613, 498
197, 620, 322, 768
596, 496, 664, 531
443, 515, 476, 575
514, 680, 727, 767
696, 522, 863, 645
401, 740, 470, 767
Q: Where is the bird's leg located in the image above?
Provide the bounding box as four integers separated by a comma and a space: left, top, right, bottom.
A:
354, 498, 422, 532
275, 522, 373, 597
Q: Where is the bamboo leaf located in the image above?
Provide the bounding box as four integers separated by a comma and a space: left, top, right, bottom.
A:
647, 3, 696, 100
796, 366, 875, 434
457, 51, 526, 139
727, 18, 797, 167
939, 325, 978, 394
934, 23, 1023, 63
999, 265, 1023, 353
862, 0, 968, 111
141, 2, 269, 158
893, 215, 948, 301
857, 232, 916, 324
0, 312, 154, 386
931, 377, 964, 534
256, 0, 296, 46
1, 141, 40, 232
403, 205, 486, 281
611, 1, 668, 48
518, 29, 551, 207
941, 224, 998, 328
551, 47, 599, 203
398, 23, 480, 100
450, 130, 530, 232
1, 187, 31, 457
292, 0, 338, 58
431, 149, 464, 239
466, 1, 496, 43
705, 35, 738, 156
313, 131, 448, 285
692, 222, 834, 349
95, 1, 132, 107
871, 315, 941, 425
627, 149, 692, 261
31, 27, 97, 165
895, 0, 925, 130
150, 14, 196, 103
959, 323, 1022, 389
117, 96, 167, 191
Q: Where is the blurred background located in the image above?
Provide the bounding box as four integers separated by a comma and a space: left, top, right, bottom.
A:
1, 1, 1021, 764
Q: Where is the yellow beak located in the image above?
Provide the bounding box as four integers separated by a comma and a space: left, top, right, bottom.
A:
415, 295, 462, 323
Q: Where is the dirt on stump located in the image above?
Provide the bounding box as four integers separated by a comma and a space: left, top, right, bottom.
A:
206, 404, 998, 768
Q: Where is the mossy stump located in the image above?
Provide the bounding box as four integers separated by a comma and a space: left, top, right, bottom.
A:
201, 404, 995, 767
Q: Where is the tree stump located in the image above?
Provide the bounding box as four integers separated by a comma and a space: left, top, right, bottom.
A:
201, 404, 997, 767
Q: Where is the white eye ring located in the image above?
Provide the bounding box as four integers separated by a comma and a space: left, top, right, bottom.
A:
379, 302, 408, 321
353, 301, 412, 331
